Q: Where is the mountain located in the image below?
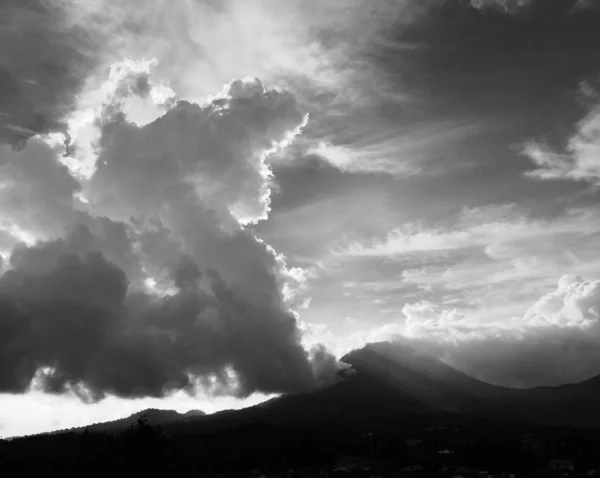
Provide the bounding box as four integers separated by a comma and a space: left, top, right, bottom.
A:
42, 341, 600, 436
5, 342, 600, 475
192, 341, 600, 430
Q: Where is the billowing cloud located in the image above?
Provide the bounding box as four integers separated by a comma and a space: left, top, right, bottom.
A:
0, 56, 336, 401
86, 68, 306, 225
0, 0, 100, 148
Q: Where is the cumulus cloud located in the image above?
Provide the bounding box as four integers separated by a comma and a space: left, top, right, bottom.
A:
397, 274, 600, 388
0, 0, 101, 148
0, 54, 338, 401
84, 64, 306, 226
523, 102, 600, 185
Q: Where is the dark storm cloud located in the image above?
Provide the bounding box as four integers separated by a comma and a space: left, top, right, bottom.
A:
0, 0, 98, 148
0, 224, 316, 399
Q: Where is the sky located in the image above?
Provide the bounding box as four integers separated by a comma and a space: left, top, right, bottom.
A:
1, 0, 600, 437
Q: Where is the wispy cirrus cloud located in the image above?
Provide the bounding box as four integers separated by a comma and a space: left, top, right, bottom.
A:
304, 118, 485, 176
330, 203, 600, 316
337, 204, 600, 258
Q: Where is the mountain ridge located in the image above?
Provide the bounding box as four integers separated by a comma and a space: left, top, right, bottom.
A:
35, 341, 600, 436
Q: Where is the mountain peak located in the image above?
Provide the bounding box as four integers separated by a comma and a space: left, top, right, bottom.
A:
339, 341, 516, 409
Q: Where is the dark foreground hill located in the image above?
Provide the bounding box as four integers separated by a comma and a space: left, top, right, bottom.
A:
3, 341, 600, 476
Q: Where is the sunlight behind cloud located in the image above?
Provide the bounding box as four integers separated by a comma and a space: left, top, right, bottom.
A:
4, 0, 600, 445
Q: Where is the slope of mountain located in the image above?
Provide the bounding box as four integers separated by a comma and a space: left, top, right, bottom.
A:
341, 341, 521, 405
167, 341, 519, 435
341, 342, 600, 425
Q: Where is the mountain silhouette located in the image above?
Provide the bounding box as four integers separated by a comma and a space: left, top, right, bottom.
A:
38, 341, 600, 437
144, 341, 598, 435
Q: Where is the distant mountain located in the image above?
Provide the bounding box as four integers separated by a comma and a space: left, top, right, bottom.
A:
72, 408, 207, 434
344, 342, 600, 425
